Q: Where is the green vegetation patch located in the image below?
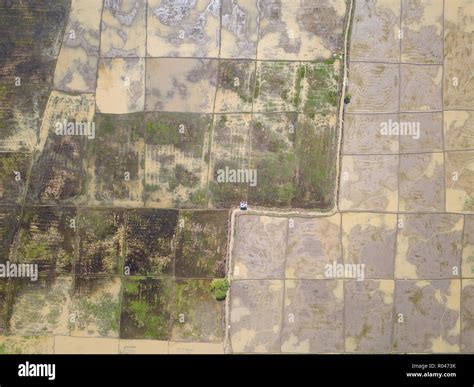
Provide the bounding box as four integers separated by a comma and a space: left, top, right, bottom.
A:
0, 153, 30, 204
27, 134, 86, 204
88, 113, 144, 204
120, 277, 174, 340
248, 113, 298, 207
210, 278, 230, 301
71, 276, 121, 338
76, 209, 124, 275
171, 279, 223, 342
13, 206, 75, 274
292, 114, 337, 209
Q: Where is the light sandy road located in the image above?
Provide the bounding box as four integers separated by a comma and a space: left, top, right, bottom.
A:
223, 0, 355, 353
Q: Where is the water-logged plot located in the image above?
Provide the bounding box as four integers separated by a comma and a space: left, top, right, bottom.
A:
144, 113, 212, 208
53, 0, 102, 93
445, 150, 474, 213
76, 209, 124, 276
100, 0, 147, 58
13, 206, 76, 274
175, 210, 228, 278
401, 0, 443, 64
395, 214, 463, 279
345, 280, 394, 353
220, 0, 258, 59
215, 60, 256, 113
343, 113, 399, 155
398, 112, 443, 153
171, 279, 223, 342
285, 214, 342, 280
444, 111, 474, 152
399, 152, 445, 212
233, 215, 287, 280
119, 277, 174, 340
400, 64, 442, 112
444, 0, 474, 110
257, 0, 346, 61
462, 216, 474, 278
95, 58, 145, 114
124, 209, 178, 276
462, 279, 474, 352
347, 63, 399, 113
147, 0, 221, 58
281, 280, 344, 353
392, 280, 460, 353
0, 153, 30, 204
8, 275, 72, 336
229, 280, 283, 353
145, 58, 218, 113
350, 0, 400, 62
340, 155, 399, 212
342, 213, 397, 279
85, 113, 145, 207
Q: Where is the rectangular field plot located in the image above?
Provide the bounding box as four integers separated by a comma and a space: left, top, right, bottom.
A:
215, 60, 256, 113
70, 276, 122, 338
147, 0, 221, 58
175, 210, 228, 279
171, 279, 223, 343
0, 206, 20, 260
291, 114, 338, 209
26, 91, 95, 204
257, 0, 346, 61
53, 0, 102, 93
100, 0, 147, 58
85, 113, 145, 207
8, 275, 73, 336
401, 0, 443, 64
76, 209, 125, 276
350, 0, 400, 62
0, 153, 29, 204
145, 58, 218, 113
444, 0, 474, 110
144, 113, 212, 208
120, 277, 174, 340
220, 0, 259, 59
13, 206, 76, 274
248, 113, 297, 207
0, 84, 50, 152
209, 114, 251, 208
0, 0, 69, 151
254, 59, 340, 114
124, 209, 178, 276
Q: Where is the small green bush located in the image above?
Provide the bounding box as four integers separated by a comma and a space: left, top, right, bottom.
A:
210, 279, 230, 301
